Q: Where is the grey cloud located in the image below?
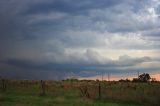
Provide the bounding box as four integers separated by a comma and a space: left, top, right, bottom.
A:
0, 54, 154, 78
0, 49, 152, 72
0, 0, 159, 39
0, 0, 160, 79
142, 29, 160, 37
118, 55, 151, 66
24, 0, 122, 15
0, 46, 158, 79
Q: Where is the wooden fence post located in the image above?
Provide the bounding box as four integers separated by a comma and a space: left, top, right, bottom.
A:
2, 79, 7, 92
98, 81, 101, 99
40, 80, 46, 95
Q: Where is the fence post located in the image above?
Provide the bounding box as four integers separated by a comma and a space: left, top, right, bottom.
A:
40, 80, 46, 95
98, 81, 101, 99
2, 79, 7, 92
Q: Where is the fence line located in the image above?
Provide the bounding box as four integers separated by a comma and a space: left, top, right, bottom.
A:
92, 71, 160, 81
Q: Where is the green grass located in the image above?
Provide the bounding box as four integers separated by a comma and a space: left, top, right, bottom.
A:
0, 80, 160, 106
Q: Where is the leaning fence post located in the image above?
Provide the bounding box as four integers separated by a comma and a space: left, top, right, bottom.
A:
40, 80, 46, 95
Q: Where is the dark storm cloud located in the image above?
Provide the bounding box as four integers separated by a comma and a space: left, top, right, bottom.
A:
1, 53, 152, 73
0, 54, 155, 78
0, 0, 160, 79
24, 0, 122, 15
0, 3, 32, 41
0, 0, 159, 39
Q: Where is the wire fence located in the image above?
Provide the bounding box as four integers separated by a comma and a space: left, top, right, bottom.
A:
80, 71, 160, 81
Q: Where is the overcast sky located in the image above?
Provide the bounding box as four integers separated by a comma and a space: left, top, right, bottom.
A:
0, 0, 160, 80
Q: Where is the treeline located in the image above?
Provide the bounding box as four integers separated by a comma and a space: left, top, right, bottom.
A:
64, 73, 158, 83
119, 73, 157, 82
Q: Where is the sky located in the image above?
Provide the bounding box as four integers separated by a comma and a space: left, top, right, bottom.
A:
0, 0, 160, 80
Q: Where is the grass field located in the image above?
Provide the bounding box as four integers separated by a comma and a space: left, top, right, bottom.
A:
0, 80, 160, 106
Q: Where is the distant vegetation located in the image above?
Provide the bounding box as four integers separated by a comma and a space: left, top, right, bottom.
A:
132, 73, 151, 82
119, 73, 154, 83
